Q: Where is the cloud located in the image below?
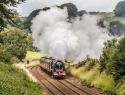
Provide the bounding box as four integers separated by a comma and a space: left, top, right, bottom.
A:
17, 0, 122, 16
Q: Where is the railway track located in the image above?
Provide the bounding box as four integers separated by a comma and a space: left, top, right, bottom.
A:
28, 65, 103, 95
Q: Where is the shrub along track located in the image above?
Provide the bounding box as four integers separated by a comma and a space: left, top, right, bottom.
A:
28, 64, 103, 95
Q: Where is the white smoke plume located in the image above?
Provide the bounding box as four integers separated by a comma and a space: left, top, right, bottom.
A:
31, 7, 111, 62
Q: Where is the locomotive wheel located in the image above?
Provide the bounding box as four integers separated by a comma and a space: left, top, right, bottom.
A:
60, 76, 64, 79
52, 75, 55, 78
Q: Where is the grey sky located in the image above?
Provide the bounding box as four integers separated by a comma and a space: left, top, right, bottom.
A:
17, 0, 122, 16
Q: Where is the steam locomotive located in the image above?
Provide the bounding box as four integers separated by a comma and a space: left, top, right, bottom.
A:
39, 57, 66, 78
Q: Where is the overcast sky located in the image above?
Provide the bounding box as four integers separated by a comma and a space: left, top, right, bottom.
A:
17, 0, 122, 16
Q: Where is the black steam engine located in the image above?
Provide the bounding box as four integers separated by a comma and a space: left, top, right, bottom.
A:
39, 57, 66, 78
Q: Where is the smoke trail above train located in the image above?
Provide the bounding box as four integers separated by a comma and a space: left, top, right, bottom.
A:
31, 3, 112, 62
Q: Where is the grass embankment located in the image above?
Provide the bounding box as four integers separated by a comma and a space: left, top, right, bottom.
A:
0, 62, 44, 95
25, 51, 47, 61
25, 51, 48, 66
69, 60, 125, 95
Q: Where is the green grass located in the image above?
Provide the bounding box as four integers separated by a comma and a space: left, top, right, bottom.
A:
70, 61, 125, 94
115, 77, 125, 95
69, 61, 116, 94
25, 51, 48, 61
0, 62, 44, 95
116, 83, 125, 95
92, 72, 115, 93
81, 65, 100, 85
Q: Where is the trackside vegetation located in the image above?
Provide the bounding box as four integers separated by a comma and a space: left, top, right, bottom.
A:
0, 27, 44, 95
0, 62, 43, 95
69, 36, 125, 95
25, 51, 47, 61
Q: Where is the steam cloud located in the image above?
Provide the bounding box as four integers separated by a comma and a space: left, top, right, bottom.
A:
31, 7, 111, 62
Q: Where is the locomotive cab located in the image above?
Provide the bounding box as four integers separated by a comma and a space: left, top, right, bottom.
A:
53, 60, 65, 78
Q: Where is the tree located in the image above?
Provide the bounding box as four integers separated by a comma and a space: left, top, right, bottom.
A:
100, 36, 125, 80
100, 39, 118, 72
78, 10, 87, 16
0, 27, 35, 63
109, 21, 125, 36
24, 9, 42, 31
0, 0, 25, 31
112, 36, 125, 79
60, 3, 78, 18
24, 3, 78, 31
0, 49, 12, 63
114, 0, 125, 17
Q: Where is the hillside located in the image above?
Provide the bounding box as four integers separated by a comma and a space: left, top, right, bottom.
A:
100, 12, 125, 25
0, 62, 44, 95
69, 59, 125, 95
98, 12, 125, 36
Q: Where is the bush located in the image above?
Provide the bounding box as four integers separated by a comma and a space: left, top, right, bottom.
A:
0, 49, 12, 63
10, 57, 20, 64
0, 27, 36, 63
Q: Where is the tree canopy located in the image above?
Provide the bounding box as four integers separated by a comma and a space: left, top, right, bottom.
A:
114, 0, 125, 17
0, 0, 25, 31
24, 3, 78, 31
109, 21, 125, 36
0, 27, 35, 63
100, 36, 125, 80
